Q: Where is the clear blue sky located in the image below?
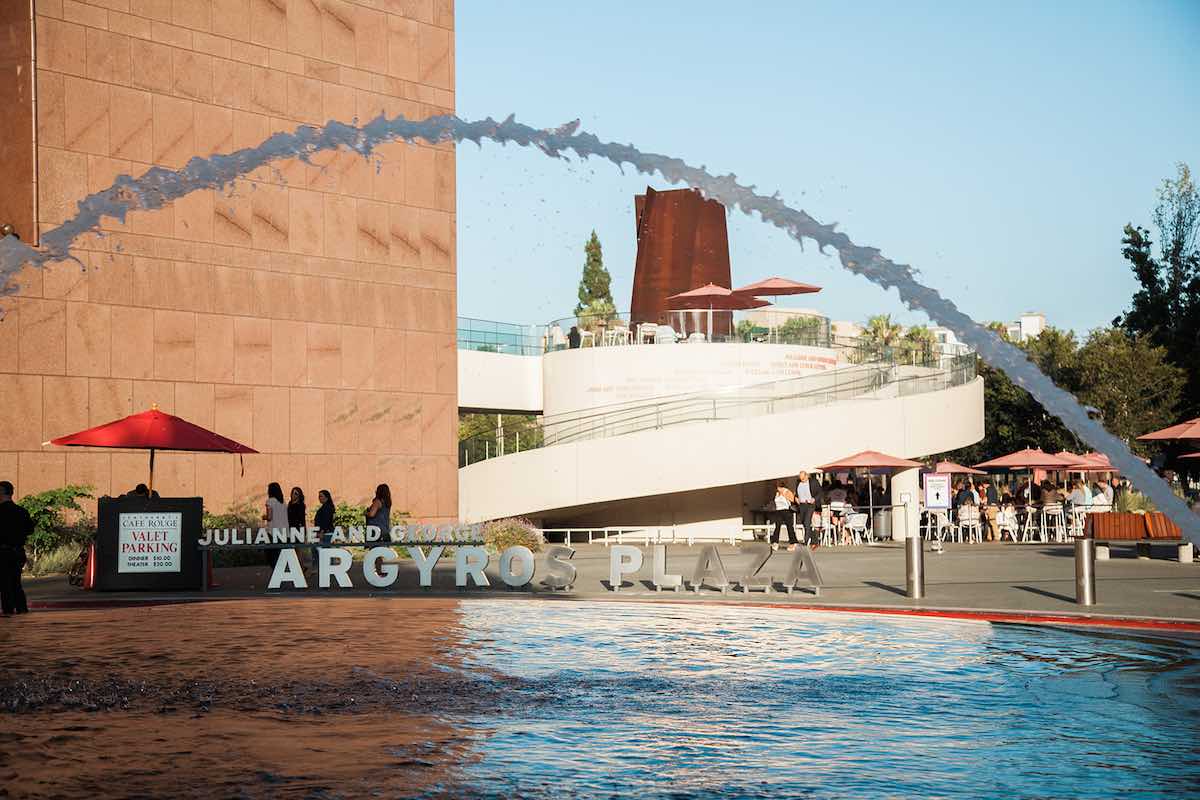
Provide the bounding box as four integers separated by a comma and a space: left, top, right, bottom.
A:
454, 1, 1200, 335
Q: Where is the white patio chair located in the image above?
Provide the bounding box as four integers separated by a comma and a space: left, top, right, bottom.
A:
1020, 506, 1045, 543
812, 507, 834, 546
1041, 503, 1067, 543
956, 506, 982, 543
845, 513, 868, 545
637, 323, 656, 344
655, 326, 679, 344
996, 508, 1020, 542
687, 331, 706, 343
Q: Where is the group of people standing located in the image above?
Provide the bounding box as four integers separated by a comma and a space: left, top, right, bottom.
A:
263, 482, 392, 571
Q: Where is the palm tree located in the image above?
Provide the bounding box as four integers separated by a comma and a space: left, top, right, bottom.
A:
902, 325, 937, 365
863, 314, 903, 346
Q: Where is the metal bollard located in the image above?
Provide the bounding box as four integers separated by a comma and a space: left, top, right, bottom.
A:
905, 534, 925, 599
1075, 538, 1096, 606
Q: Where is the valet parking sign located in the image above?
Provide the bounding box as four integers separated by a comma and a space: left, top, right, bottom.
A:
119, 512, 182, 573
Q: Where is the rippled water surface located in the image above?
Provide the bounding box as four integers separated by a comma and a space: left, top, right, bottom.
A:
2, 599, 1199, 798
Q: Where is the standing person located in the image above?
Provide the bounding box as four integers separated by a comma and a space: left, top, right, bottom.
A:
366, 483, 392, 542
793, 471, 823, 548
287, 487, 307, 532
983, 480, 1000, 541
314, 490, 335, 539
0, 481, 33, 616
264, 482, 289, 569
769, 480, 798, 550
568, 326, 582, 349
311, 489, 335, 571
287, 486, 307, 570
264, 483, 289, 533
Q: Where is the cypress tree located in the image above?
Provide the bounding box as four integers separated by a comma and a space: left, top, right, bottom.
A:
575, 231, 613, 314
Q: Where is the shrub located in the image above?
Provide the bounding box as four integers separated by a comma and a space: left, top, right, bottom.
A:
21, 485, 94, 564
1115, 491, 1156, 514
482, 517, 542, 553
28, 543, 84, 577
202, 499, 261, 531
334, 502, 369, 528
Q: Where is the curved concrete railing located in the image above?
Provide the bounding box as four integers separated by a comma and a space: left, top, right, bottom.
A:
459, 367, 984, 524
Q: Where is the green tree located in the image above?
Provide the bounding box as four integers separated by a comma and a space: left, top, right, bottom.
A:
575, 230, 613, 316
1116, 162, 1200, 418
901, 325, 936, 364
777, 315, 821, 344
459, 412, 544, 464
862, 314, 903, 348
1072, 328, 1185, 453
940, 325, 1186, 465
1022, 326, 1078, 387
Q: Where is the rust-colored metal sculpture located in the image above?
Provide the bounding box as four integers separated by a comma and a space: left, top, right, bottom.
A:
630, 187, 732, 330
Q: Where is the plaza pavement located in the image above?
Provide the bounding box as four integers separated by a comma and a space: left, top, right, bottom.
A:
19, 541, 1200, 626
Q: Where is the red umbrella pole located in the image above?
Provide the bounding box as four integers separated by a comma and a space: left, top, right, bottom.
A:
149, 448, 155, 493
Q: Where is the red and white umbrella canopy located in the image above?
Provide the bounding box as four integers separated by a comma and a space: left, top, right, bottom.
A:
731, 276, 822, 297
1137, 417, 1200, 442
818, 450, 923, 471
974, 448, 1074, 470
666, 283, 770, 310
930, 460, 986, 476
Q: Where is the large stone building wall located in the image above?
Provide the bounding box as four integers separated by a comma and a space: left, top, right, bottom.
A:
0, 0, 457, 522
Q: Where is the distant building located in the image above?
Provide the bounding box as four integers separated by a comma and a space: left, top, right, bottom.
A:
928, 327, 971, 356
1005, 312, 1046, 342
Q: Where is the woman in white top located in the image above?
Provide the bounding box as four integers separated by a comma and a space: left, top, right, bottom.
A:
264, 482, 289, 534
769, 480, 799, 550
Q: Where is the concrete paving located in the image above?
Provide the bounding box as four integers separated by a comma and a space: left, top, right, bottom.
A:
20, 540, 1200, 625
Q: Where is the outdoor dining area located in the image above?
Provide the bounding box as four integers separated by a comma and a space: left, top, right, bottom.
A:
922, 448, 1120, 545
546, 277, 825, 350
754, 446, 1132, 548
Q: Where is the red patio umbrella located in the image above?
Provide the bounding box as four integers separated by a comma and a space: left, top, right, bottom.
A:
665, 283, 769, 340
929, 460, 986, 476
817, 450, 922, 529
48, 407, 257, 493
730, 277, 822, 343
974, 448, 1072, 470
975, 448, 1073, 503
1137, 417, 1200, 442
1181, 452, 1200, 460
731, 276, 822, 297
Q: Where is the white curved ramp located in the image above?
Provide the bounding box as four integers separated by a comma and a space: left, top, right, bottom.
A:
459, 376, 984, 523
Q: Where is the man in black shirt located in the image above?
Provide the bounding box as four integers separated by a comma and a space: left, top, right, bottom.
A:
0, 480, 33, 615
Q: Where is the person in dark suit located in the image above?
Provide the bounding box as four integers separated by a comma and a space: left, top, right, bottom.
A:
793, 471, 824, 548
568, 326, 582, 349
0, 480, 33, 616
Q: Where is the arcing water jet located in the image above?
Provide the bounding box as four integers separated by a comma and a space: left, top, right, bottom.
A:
0, 113, 1194, 541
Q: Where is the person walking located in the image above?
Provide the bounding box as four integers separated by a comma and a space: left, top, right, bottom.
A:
793, 471, 823, 548
0, 481, 33, 616
366, 483, 392, 542
769, 480, 798, 551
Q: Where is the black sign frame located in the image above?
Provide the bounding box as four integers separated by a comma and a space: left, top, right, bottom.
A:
94, 496, 204, 591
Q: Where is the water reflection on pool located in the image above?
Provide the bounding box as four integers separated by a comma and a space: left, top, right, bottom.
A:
1, 599, 1198, 798
453, 602, 1200, 799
